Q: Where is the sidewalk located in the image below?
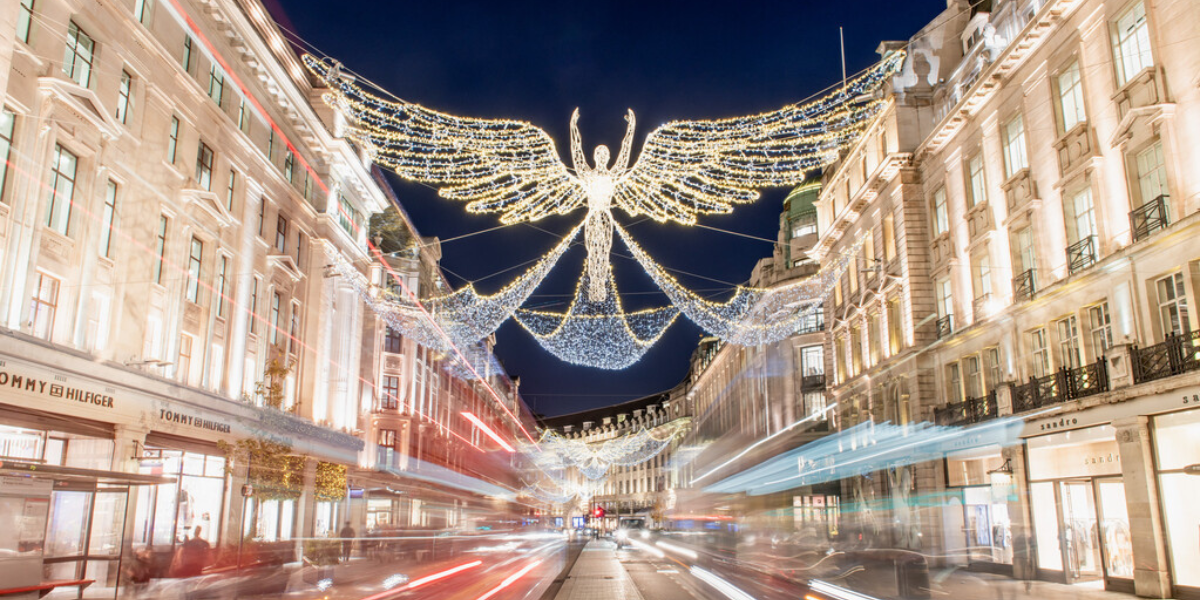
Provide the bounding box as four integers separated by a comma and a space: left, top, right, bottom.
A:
934, 570, 1150, 600
553, 540, 644, 600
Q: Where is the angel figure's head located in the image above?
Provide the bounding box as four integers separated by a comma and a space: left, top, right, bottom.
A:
592, 145, 611, 171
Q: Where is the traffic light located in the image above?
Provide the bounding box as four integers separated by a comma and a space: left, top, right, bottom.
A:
593, 506, 606, 519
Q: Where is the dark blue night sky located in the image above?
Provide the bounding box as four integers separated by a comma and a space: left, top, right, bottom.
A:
269, 0, 944, 416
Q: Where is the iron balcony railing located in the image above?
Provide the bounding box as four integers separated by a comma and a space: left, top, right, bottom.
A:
801, 373, 827, 391
1012, 358, 1108, 413
1012, 269, 1036, 303
1067, 236, 1097, 275
936, 314, 954, 340
934, 390, 998, 426
1130, 194, 1170, 242
973, 293, 993, 319
1132, 329, 1200, 384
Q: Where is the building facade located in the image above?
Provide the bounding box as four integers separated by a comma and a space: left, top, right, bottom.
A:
0, 0, 531, 594
814, 0, 1200, 597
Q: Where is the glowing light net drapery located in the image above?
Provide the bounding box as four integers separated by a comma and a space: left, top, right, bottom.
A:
614, 224, 865, 346
514, 261, 678, 370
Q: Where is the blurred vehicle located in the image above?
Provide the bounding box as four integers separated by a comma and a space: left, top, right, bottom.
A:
614, 517, 649, 548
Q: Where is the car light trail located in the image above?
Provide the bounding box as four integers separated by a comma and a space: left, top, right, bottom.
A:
475, 560, 542, 600
808, 580, 882, 600
462, 412, 516, 452
627, 537, 665, 558
690, 567, 758, 600
656, 540, 698, 559
404, 560, 484, 590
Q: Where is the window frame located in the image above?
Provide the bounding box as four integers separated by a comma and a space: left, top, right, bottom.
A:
167, 116, 180, 164
182, 35, 194, 74
30, 272, 60, 341
1088, 302, 1113, 359
275, 215, 288, 253
62, 21, 95, 88
966, 153, 987, 208
1112, 0, 1154, 86
207, 66, 225, 107
99, 179, 117, 258
195, 141, 214, 191
17, 0, 35, 44
45, 144, 78, 235
1055, 61, 1087, 133
1030, 327, 1051, 378
153, 215, 168, 285
185, 236, 203, 303
269, 292, 281, 345
215, 254, 229, 318
1002, 114, 1029, 179
116, 70, 133, 124
931, 186, 949, 236
1156, 272, 1190, 338
1056, 315, 1083, 369
0, 109, 17, 204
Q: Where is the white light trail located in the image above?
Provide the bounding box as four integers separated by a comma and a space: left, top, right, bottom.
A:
690, 567, 758, 600
462, 412, 516, 452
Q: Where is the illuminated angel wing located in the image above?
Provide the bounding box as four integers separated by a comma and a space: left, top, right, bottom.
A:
303, 56, 586, 224
613, 51, 905, 224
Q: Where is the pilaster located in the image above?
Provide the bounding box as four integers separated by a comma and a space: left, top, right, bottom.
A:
1114, 416, 1172, 598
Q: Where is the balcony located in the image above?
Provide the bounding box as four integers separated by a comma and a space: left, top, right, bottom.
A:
1132, 330, 1200, 384
936, 314, 954, 340
972, 293, 993, 320
1012, 358, 1108, 412
1066, 236, 1096, 275
1129, 195, 1170, 242
1012, 269, 1036, 303
934, 390, 998, 426
801, 373, 827, 392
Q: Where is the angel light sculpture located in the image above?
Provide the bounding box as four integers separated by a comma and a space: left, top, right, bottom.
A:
303, 51, 905, 303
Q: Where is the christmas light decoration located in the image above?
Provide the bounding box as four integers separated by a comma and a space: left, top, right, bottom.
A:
514, 259, 678, 369
615, 223, 863, 346
303, 51, 906, 303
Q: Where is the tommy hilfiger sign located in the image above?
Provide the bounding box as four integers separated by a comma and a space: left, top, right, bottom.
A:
0, 368, 115, 408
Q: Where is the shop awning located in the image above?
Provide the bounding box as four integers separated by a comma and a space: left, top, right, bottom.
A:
0, 460, 176, 485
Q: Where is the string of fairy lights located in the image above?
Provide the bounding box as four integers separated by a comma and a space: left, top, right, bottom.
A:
305, 50, 906, 371
520, 422, 686, 501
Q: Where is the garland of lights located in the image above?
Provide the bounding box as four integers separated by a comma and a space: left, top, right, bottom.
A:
303, 51, 906, 305
615, 223, 865, 346
514, 259, 678, 370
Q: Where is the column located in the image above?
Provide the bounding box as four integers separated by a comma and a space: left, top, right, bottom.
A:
1002, 443, 1036, 581
1114, 416, 1172, 598
296, 458, 318, 540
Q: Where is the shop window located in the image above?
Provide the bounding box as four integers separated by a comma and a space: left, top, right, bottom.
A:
1112, 0, 1153, 86
30, 272, 59, 341
1056, 316, 1082, 369
1088, 303, 1112, 358
46, 144, 77, 235
1154, 410, 1200, 588
1002, 114, 1028, 178
1156, 272, 1190, 338
62, 22, 94, 88
1056, 61, 1086, 133
1030, 327, 1051, 377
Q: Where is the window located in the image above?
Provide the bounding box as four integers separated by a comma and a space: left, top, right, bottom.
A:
1002, 114, 1028, 178
134, 0, 151, 24
1113, 1, 1153, 86
1067, 186, 1097, 245
848, 254, 859, 294
946, 363, 963, 403
966, 154, 986, 208
167, 116, 180, 164
1056, 316, 1082, 369
381, 377, 400, 410
972, 251, 992, 301
295, 232, 305, 268
17, 0, 34, 44
0, 109, 13, 203
62, 22, 94, 88
384, 327, 403, 353
1136, 141, 1169, 207
153, 215, 168, 285
99, 180, 117, 258
985, 347, 1002, 390
29, 272, 59, 341
303, 172, 313, 202
275, 215, 288, 252
182, 36, 194, 74
1056, 62, 1086, 132
45, 144, 77, 235
266, 129, 275, 162
256, 197, 266, 237
863, 233, 876, 278
379, 428, 396, 447
116, 70, 133, 124
338, 196, 362, 238
215, 255, 228, 317
248, 277, 259, 334
850, 326, 862, 375
178, 334, 193, 384
207, 66, 224, 107
964, 355, 982, 399
868, 312, 881, 366
833, 276, 842, 306
1030, 328, 1051, 377
225, 170, 237, 211
1156, 272, 1190, 337
1013, 226, 1036, 278
195, 142, 214, 190
883, 212, 896, 261
932, 187, 949, 236
936, 278, 953, 320
287, 302, 301, 356
887, 296, 903, 355
270, 292, 281, 345
186, 236, 202, 303
800, 345, 823, 376
1089, 303, 1112, 358
283, 150, 295, 182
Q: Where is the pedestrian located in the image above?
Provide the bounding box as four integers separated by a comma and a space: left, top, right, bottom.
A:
174, 527, 210, 577
340, 521, 356, 562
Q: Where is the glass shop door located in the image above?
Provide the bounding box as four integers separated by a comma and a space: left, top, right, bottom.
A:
1058, 480, 1102, 583
1094, 478, 1134, 591
44, 485, 129, 599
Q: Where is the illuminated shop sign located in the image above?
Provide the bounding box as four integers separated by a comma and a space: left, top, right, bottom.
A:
0, 369, 115, 408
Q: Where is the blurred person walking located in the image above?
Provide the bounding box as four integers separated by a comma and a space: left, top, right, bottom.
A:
340, 521, 356, 562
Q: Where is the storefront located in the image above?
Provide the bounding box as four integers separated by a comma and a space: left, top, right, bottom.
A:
944, 447, 1013, 571
133, 435, 228, 564
1025, 425, 1134, 592
1152, 408, 1200, 598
